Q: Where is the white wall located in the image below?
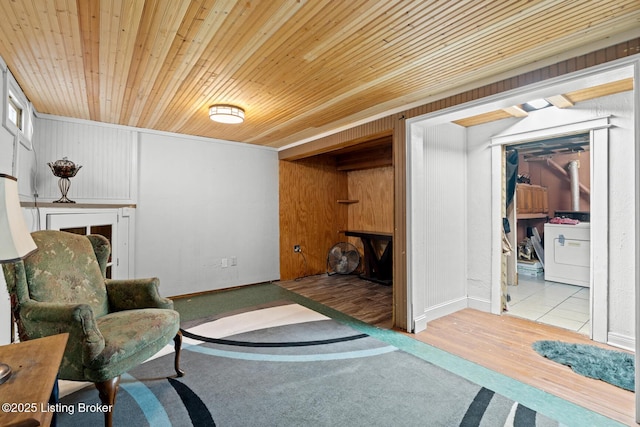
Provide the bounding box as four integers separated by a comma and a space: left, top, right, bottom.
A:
600, 91, 636, 345
136, 132, 279, 296
0, 58, 13, 174
408, 122, 467, 331
465, 118, 518, 305
7, 112, 280, 300
34, 117, 137, 204
29, 119, 280, 297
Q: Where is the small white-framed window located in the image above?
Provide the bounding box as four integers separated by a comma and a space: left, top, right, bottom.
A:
7, 92, 23, 130
3, 70, 32, 146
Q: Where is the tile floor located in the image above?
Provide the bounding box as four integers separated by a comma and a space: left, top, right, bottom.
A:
506, 274, 590, 335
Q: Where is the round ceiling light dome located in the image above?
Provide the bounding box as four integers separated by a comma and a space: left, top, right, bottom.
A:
209, 104, 245, 124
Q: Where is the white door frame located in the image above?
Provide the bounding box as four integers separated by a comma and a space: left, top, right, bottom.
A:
633, 56, 640, 424
490, 117, 610, 341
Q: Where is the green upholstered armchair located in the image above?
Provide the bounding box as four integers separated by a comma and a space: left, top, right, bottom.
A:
2, 230, 184, 427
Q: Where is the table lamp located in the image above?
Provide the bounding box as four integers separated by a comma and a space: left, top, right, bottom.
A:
0, 174, 37, 384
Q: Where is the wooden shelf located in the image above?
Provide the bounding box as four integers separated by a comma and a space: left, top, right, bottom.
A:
337, 199, 359, 204
516, 183, 548, 217
21, 202, 136, 208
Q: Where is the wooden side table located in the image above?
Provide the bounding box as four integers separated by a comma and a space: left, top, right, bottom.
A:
0, 333, 68, 427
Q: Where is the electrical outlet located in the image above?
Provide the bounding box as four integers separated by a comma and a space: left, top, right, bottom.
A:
293, 245, 301, 253
221, 258, 228, 268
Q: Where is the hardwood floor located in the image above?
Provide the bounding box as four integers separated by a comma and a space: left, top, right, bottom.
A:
278, 273, 394, 329
276, 274, 635, 426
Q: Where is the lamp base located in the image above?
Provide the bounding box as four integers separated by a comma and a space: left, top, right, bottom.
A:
0, 362, 11, 384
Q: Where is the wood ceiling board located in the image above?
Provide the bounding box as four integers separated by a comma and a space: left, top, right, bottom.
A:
565, 78, 634, 104
280, 130, 394, 161
335, 145, 394, 172
453, 110, 514, 127
546, 94, 574, 109
0, 1, 638, 148
502, 105, 528, 117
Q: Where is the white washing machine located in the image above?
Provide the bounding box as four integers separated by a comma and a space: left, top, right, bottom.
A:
544, 222, 591, 287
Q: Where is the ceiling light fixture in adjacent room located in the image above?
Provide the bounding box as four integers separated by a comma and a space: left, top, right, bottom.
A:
524, 98, 550, 110
209, 104, 245, 124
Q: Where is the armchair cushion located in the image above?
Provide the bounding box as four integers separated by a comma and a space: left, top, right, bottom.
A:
87, 308, 180, 382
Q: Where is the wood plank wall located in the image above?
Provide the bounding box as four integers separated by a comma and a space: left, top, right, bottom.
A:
346, 166, 395, 254
279, 161, 394, 281
279, 38, 640, 330
279, 156, 348, 281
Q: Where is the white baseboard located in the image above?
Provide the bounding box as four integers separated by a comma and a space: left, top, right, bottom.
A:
413, 315, 428, 334
467, 296, 491, 313
412, 297, 492, 333
607, 332, 635, 352
424, 297, 468, 323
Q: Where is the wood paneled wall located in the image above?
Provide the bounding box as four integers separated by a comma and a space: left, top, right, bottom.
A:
346, 166, 394, 252
279, 37, 640, 330
279, 157, 347, 280
279, 160, 395, 281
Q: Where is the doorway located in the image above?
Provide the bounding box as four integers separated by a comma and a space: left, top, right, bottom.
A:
503, 134, 592, 335
491, 115, 611, 343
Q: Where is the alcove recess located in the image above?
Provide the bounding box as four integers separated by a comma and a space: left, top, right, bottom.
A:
278, 134, 393, 280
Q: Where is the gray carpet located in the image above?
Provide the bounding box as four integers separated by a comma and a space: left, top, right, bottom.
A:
57, 303, 560, 426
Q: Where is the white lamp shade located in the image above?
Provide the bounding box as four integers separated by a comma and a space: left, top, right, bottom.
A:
0, 174, 37, 262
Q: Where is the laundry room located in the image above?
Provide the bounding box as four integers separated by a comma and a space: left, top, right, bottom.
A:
508, 134, 593, 334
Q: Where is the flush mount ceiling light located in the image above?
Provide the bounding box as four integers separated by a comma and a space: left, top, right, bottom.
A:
209, 104, 245, 124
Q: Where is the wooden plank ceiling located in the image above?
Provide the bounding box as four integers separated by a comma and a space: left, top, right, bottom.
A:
0, 1, 638, 149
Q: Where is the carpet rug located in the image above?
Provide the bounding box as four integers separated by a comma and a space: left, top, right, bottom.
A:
532, 340, 635, 392
57, 302, 563, 427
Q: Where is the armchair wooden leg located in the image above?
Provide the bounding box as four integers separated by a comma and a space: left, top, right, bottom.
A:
96, 376, 120, 427
174, 330, 185, 377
